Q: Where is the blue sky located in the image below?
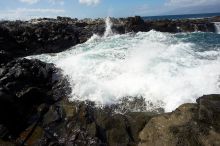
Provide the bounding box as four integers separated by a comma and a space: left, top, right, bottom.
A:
0, 0, 220, 19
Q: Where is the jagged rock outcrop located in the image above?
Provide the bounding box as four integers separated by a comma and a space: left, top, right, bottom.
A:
124, 16, 149, 32
12, 99, 155, 146
0, 58, 70, 141
0, 20, 80, 63
139, 94, 220, 146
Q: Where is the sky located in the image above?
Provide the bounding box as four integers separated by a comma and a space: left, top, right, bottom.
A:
0, 0, 220, 20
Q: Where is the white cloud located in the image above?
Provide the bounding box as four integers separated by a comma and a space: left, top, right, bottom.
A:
12, 8, 65, 13
19, 0, 64, 5
49, 0, 64, 5
79, 0, 101, 6
19, 0, 40, 4
0, 8, 65, 20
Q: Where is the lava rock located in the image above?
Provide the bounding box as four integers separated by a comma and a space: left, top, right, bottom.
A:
37, 100, 155, 146
139, 94, 220, 146
0, 58, 70, 139
125, 16, 149, 32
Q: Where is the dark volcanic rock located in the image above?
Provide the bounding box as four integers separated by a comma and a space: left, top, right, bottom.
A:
15, 94, 220, 146
125, 16, 149, 32
0, 26, 23, 63
35, 100, 155, 146
148, 20, 178, 33
139, 94, 220, 146
0, 58, 70, 140
145, 19, 216, 33
0, 20, 80, 63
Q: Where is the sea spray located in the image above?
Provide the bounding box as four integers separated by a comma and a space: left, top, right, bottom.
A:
27, 31, 220, 112
214, 22, 220, 34
87, 17, 113, 42
104, 17, 114, 37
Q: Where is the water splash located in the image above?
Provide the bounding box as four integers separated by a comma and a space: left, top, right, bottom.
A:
214, 22, 220, 34
193, 24, 198, 32
87, 17, 113, 42
27, 31, 220, 112
104, 17, 114, 37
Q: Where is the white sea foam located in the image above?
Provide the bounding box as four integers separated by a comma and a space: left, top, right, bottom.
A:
28, 29, 220, 112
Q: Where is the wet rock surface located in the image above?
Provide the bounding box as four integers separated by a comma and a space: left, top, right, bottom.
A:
1, 16, 219, 63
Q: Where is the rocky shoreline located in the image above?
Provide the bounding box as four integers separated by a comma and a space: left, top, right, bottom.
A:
0, 16, 220, 146
1, 16, 220, 62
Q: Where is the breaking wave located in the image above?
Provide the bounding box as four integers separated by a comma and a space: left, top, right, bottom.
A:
28, 29, 220, 112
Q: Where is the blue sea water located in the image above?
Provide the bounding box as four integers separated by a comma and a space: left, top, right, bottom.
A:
143, 12, 220, 20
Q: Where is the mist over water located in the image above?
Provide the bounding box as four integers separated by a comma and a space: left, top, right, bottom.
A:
28, 21, 220, 112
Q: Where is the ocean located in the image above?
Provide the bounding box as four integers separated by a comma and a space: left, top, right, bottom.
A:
28, 17, 220, 112
143, 12, 220, 20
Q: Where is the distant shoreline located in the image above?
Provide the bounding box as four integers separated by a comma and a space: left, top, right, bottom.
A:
142, 12, 220, 20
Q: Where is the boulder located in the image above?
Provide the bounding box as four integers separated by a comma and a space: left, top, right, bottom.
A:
139, 94, 220, 146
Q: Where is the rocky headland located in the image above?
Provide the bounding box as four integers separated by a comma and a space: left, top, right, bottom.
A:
0, 16, 220, 146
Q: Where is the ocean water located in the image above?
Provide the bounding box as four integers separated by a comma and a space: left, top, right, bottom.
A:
143, 12, 220, 20
28, 19, 220, 112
